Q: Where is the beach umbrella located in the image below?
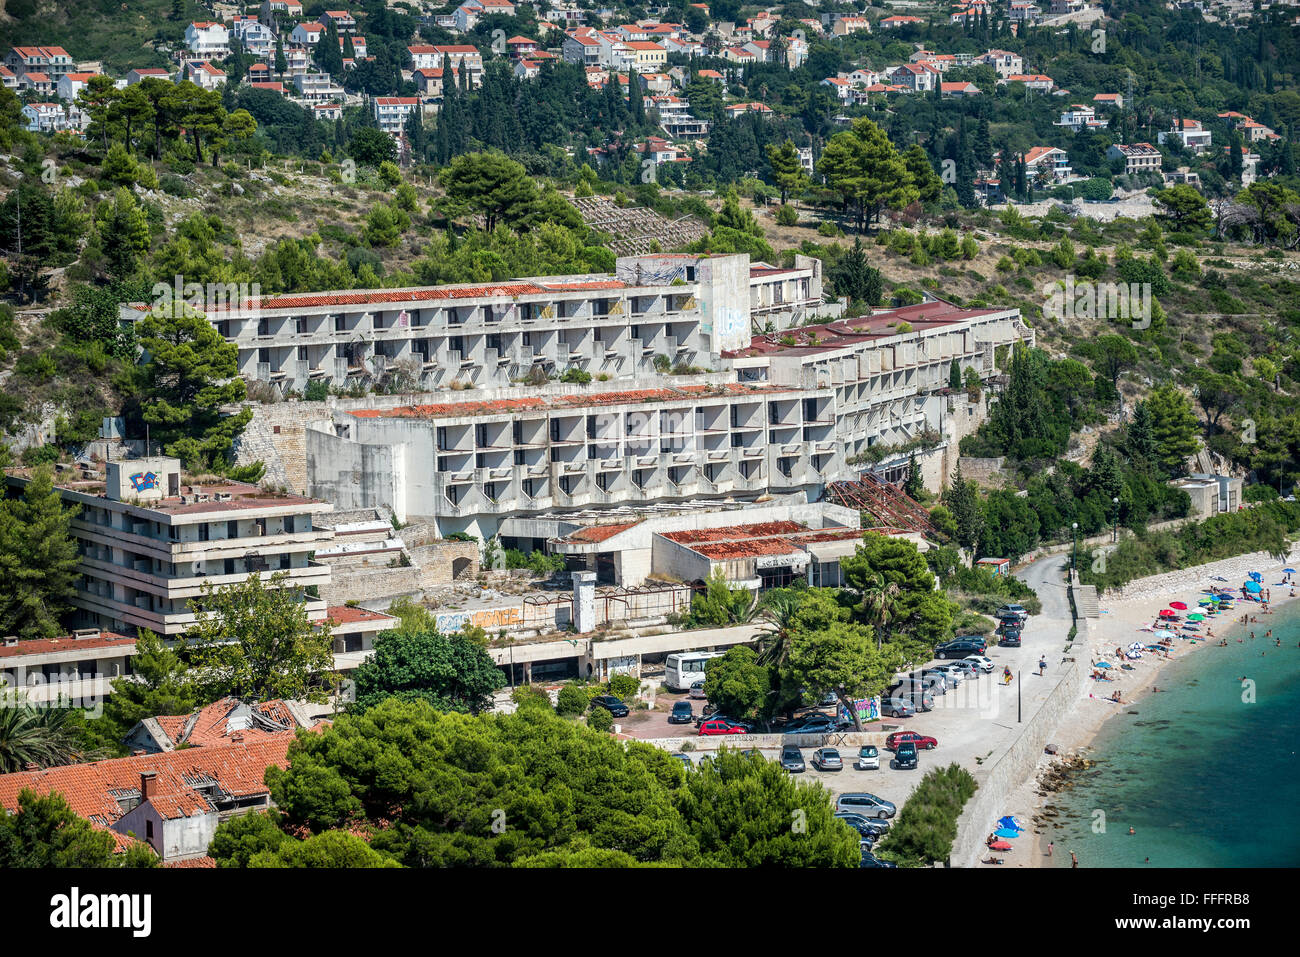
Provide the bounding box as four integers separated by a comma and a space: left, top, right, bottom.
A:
1158, 609, 1178, 618
1197, 598, 1214, 606
997, 816, 1023, 830
1169, 601, 1188, 610
1249, 572, 1262, 581
1245, 581, 1262, 593
1187, 612, 1205, 621
1154, 630, 1175, 639
994, 827, 1020, 839
988, 839, 1014, 851
1094, 661, 1112, 669
1285, 568, 1296, 574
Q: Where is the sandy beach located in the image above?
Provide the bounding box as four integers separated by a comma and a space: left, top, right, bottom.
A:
996, 548, 1300, 868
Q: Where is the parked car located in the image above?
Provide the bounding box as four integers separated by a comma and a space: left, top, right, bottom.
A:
944, 659, 979, 679
836, 812, 889, 835
886, 731, 939, 751
668, 700, 694, 724
880, 696, 917, 718
963, 654, 996, 673
935, 638, 988, 659
884, 686, 935, 712
996, 604, 1029, 622
837, 792, 897, 819
810, 747, 843, 771
780, 744, 805, 773
893, 741, 919, 770
783, 713, 838, 735
999, 630, 1022, 648
856, 745, 880, 770
670, 752, 692, 767
739, 749, 763, 759
698, 719, 750, 736
921, 666, 961, 687
689, 681, 707, 700
591, 695, 629, 718
860, 850, 898, 868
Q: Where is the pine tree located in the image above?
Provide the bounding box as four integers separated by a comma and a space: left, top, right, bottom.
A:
946, 461, 983, 558
949, 358, 962, 390
274, 37, 287, 79
904, 451, 924, 499
0, 466, 81, 639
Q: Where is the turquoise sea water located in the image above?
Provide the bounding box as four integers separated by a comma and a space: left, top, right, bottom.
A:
1042, 600, 1300, 868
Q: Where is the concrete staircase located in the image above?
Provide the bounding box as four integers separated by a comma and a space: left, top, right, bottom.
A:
1074, 584, 1100, 618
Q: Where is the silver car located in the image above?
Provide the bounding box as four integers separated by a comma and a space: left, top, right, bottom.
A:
880, 696, 917, 718
810, 747, 843, 771
836, 792, 897, 819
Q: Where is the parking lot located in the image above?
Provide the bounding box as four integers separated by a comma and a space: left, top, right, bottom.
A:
652, 611, 1067, 808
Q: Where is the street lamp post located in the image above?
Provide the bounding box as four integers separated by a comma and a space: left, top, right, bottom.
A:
1071, 522, 1079, 580
1112, 496, 1120, 544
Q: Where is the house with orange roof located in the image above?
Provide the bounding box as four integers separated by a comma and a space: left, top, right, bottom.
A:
0, 736, 303, 862
941, 80, 982, 97
1158, 118, 1212, 152
185, 21, 230, 59
4, 45, 74, 80
1001, 73, 1055, 92
0, 630, 138, 705
124, 697, 321, 755
880, 15, 924, 28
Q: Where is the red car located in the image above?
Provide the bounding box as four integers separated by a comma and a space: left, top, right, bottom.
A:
698, 719, 750, 736
885, 731, 938, 751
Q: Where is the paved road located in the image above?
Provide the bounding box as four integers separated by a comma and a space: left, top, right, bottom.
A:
1018, 551, 1073, 627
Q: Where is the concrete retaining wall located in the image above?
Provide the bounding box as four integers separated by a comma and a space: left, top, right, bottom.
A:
638, 729, 899, 751
950, 655, 1085, 868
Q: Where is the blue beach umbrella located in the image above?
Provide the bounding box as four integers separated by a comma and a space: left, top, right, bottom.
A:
994, 827, 1020, 839
1244, 580, 1262, 593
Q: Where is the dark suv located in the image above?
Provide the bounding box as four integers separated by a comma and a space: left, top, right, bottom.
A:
591, 695, 629, 718
935, 638, 988, 659
668, 701, 693, 724
894, 742, 919, 770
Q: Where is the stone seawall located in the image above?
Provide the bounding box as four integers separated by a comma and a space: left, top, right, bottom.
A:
950, 653, 1086, 868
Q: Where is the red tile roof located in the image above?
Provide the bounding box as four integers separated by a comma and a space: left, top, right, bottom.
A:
566, 521, 642, 543
724, 301, 1005, 358
0, 737, 298, 827
0, 632, 134, 660
142, 697, 314, 750
661, 521, 861, 560
326, 605, 399, 625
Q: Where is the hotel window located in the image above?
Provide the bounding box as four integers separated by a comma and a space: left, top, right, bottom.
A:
522, 479, 535, 498
559, 475, 575, 494
445, 485, 459, 505
595, 472, 611, 492
484, 483, 499, 503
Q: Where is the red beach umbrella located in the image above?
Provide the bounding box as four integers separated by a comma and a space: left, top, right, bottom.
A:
1169, 601, 1188, 610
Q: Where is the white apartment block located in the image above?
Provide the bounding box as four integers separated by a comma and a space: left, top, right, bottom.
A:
373, 95, 418, 134
119, 254, 825, 399
305, 299, 1031, 537
185, 22, 231, 59
0, 630, 138, 706
725, 301, 1032, 467
4, 458, 335, 638
308, 381, 841, 538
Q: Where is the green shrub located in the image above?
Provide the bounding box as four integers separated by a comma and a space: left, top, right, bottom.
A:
586, 706, 614, 733
607, 673, 640, 699
556, 683, 591, 716
304, 380, 331, 402
874, 763, 978, 866
775, 204, 798, 227
511, 684, 554, 712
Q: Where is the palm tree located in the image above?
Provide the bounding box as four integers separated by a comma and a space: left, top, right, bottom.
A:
753, 590, 801, 667
861, 573, 900, 652
0, 701, 84, 773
